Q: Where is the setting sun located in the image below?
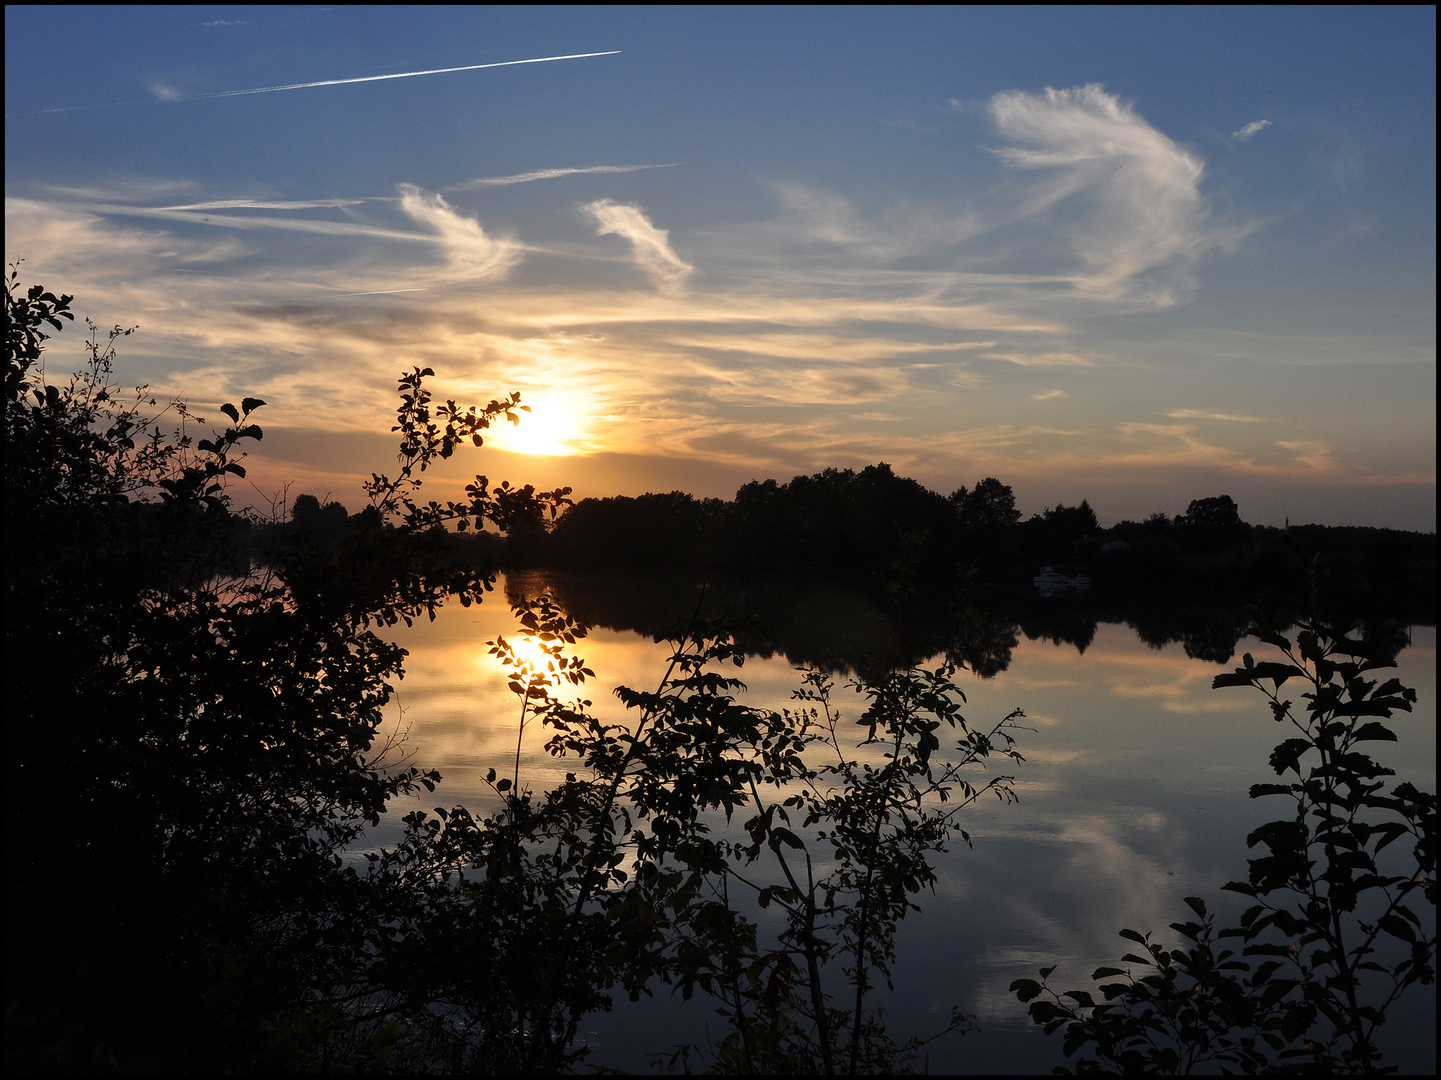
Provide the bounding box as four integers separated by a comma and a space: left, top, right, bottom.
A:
490, 396, 587, 457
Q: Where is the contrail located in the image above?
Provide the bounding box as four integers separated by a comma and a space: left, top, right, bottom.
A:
19, 51, 619, 115
193, 50, 621, 100
447, 163, 680, 191
320, 287, 430, 298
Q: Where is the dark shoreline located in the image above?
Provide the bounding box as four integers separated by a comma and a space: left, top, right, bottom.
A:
501, 565, 1432, 678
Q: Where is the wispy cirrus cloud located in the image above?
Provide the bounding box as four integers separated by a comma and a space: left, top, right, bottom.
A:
447, 164, 679, 190
582, 199, 692, 292
1231, 119, 1272, 141
4, 196, 255, 303
981, 350, 1096, 367
395, 184, 523, 280
156, 198, 374, 211
736, 85, 1238, 315
7, 79, 1425, 529
987, 83, 1217, 306
1275, 439, 1339, 474
664, 332, 994, 364
1167, 409, 1266, 422
66, 185, 522, 281
767, 183, 985, 261
86, 202, 426, 242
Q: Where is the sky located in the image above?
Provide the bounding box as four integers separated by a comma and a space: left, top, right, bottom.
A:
5, 6, 1435, 530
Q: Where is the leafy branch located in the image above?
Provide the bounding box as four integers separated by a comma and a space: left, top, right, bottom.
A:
1013, 609, 1434, 1074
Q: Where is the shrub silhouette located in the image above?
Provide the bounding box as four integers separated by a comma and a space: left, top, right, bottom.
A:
5, 269, 1024, 1073
1012, 604, 1435, 1073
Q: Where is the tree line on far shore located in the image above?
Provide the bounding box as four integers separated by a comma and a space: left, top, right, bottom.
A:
284, 468, 1436, 625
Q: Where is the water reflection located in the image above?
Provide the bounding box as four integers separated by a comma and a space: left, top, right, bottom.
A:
373, 572, 1436, 1074
504, 568, 1273, 676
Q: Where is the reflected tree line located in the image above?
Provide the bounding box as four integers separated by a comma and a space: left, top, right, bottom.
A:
504, 567, 1397, 678
278, 461, 1429, 631
281, 460, 1432, 677
287, 465, 1435, 641
6, 270, 1433, 1075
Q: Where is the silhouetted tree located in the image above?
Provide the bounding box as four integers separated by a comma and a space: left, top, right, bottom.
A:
4, 266, 566, 1071
950, 476, 1022, 531
549, 490, 718, 567
291, 491, 322, 522
1022, 499, 1099, 558
1184, 494, 1242, 530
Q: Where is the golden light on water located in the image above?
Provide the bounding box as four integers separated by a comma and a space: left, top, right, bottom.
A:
478, 633, 557, 687
506, 634, 552, 676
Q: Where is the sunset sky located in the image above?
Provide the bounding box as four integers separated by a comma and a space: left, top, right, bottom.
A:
5, 6, 1435, 530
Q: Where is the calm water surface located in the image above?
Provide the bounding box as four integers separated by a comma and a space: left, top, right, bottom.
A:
368, 573, 1436, 1074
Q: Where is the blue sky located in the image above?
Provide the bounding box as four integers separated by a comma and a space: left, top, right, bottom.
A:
5, 6, 1435, 529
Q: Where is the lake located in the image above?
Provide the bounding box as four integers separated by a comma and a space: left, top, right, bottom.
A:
366, 570, 1436, 1074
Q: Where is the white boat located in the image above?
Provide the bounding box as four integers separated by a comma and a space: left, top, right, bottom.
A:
1034, 567, 1091, 596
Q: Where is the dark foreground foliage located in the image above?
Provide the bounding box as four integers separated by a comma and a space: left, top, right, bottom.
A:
3, 267, 566, 1070
1012, 607, 1435, 1073
5, 270, 1024, 1073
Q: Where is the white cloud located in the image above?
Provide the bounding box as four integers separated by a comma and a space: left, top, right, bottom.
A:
396, 184, 523, 280
1231, 119, 1272, 142
44, 185, 521, 279
1167, 409, 1265, 422
18, 144, 1418, 519
665, 332, 993, 364
764, 183, 985, 262
157, 198, 372, 211
88, 202, 426, 242
448, 164, 679, 190
5, 195, 252, 281
980, 350, 1096, 367
1275, 439, 1337, 473
773, 185, 866, 246
583, 199, 692, 292
987, 84, 1212, 306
